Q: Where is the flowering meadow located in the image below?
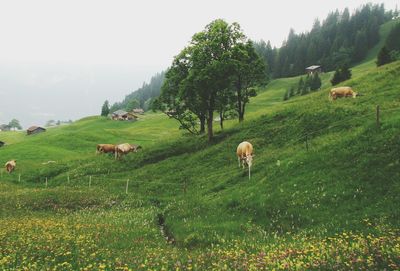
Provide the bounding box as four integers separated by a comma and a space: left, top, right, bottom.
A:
1, 210, 399, 270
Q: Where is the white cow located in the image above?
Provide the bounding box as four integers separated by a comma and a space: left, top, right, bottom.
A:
115, 143, 141, 160
236, 141, 254, 179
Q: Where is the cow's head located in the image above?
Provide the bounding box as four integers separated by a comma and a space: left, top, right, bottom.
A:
131, 144, 142, 152
245, 154, 253, 168
352, 92, 358, 98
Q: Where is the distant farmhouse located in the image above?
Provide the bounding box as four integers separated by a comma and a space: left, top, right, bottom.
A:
0, 124, 11, 131
305, 65, 322, 75
27, 126, 46, 135
0, 141, 5, 147
132, 108, 144, 115
111, 110, 138, 121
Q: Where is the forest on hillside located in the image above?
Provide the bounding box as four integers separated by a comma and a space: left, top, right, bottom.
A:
254, 3, 398, 78
109, 72, 165, 112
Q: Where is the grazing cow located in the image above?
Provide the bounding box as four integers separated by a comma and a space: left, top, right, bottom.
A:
115, 143, 141, 160
329, 86, 358, 100
96, 144, 116, 154
5, 160, 16, 173
236, 141, 254, 180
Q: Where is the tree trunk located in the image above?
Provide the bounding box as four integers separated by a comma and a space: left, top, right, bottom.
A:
207, 97, 214, 142
207, 113, 213, 141
200, 114, 206, 134
239, 101, 246, 122
219, 111, 224, 130
236, 77, 243, 122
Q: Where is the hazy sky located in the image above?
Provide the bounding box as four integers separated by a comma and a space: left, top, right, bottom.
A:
0, 0, 398, 128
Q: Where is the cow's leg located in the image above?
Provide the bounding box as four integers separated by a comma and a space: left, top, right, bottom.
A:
238, 157, 241, 168
248, 165, 251, 180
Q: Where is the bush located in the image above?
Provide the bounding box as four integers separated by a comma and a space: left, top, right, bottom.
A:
331, 65, 352, 86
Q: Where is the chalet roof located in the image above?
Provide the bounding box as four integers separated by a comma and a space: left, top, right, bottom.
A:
27, 126, 46, 132
112, 110, 128, 116
306, 65, 321, 70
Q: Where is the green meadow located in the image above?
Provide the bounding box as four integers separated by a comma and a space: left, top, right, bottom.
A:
1, 24, 400, 271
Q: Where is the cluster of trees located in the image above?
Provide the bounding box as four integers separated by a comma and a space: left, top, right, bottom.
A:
153, 19, 266, 141
330, 65, 352, 85
377, 22, 400, 66
45, 119, 73, 127
284, 73, 322, 100
0, 119, 22, 131
254, 4, 395, 79
109, 72, 165, 113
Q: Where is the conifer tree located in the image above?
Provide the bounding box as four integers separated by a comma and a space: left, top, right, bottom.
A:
101, 100, 110, 116
376, 46, 392, 66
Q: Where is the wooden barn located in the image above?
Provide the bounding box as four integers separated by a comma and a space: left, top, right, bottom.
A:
305, 65, 322, 75
27, 126, 46, 135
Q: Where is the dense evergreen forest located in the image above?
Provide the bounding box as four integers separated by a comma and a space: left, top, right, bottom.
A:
110, 71, 165, 112
254, 3, 398, 78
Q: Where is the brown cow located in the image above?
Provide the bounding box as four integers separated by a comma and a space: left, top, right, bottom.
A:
115, 143, 141, 160
329, 86, 358, 100
236, 141, 254, 180
96, 144, 116, 154
5, 160, 16, 173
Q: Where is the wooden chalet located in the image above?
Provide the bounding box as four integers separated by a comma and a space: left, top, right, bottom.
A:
27, 126, 46, 135
111, 110, 138, 121
305, 65, 322, 75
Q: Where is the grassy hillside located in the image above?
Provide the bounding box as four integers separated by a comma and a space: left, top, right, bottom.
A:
1, 32, 400, 271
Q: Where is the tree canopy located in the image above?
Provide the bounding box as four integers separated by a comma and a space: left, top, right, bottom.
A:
154, 19, 265, 141
8, 119, 22, 130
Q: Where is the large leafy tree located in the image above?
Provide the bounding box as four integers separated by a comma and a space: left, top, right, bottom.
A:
156, 19, 264, 141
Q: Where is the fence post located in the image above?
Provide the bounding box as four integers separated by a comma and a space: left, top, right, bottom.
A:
89, 176, 92, 188
45, 177, 48, 188
67, 173, 70, 184
18, 174, 21, 182
305, 134, 309, 151
183, 180, 187, 194
376, 105, 380, 128
126, 179, 129, 194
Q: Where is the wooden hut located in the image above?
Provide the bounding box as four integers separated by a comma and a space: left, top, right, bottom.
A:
305, 65, 322, 75
27, 126, 46, 135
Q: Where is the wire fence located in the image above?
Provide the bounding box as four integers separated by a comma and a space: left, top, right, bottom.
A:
1, 105, 399, 195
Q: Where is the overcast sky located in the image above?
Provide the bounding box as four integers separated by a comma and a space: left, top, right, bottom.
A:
0, 0, 398, 128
